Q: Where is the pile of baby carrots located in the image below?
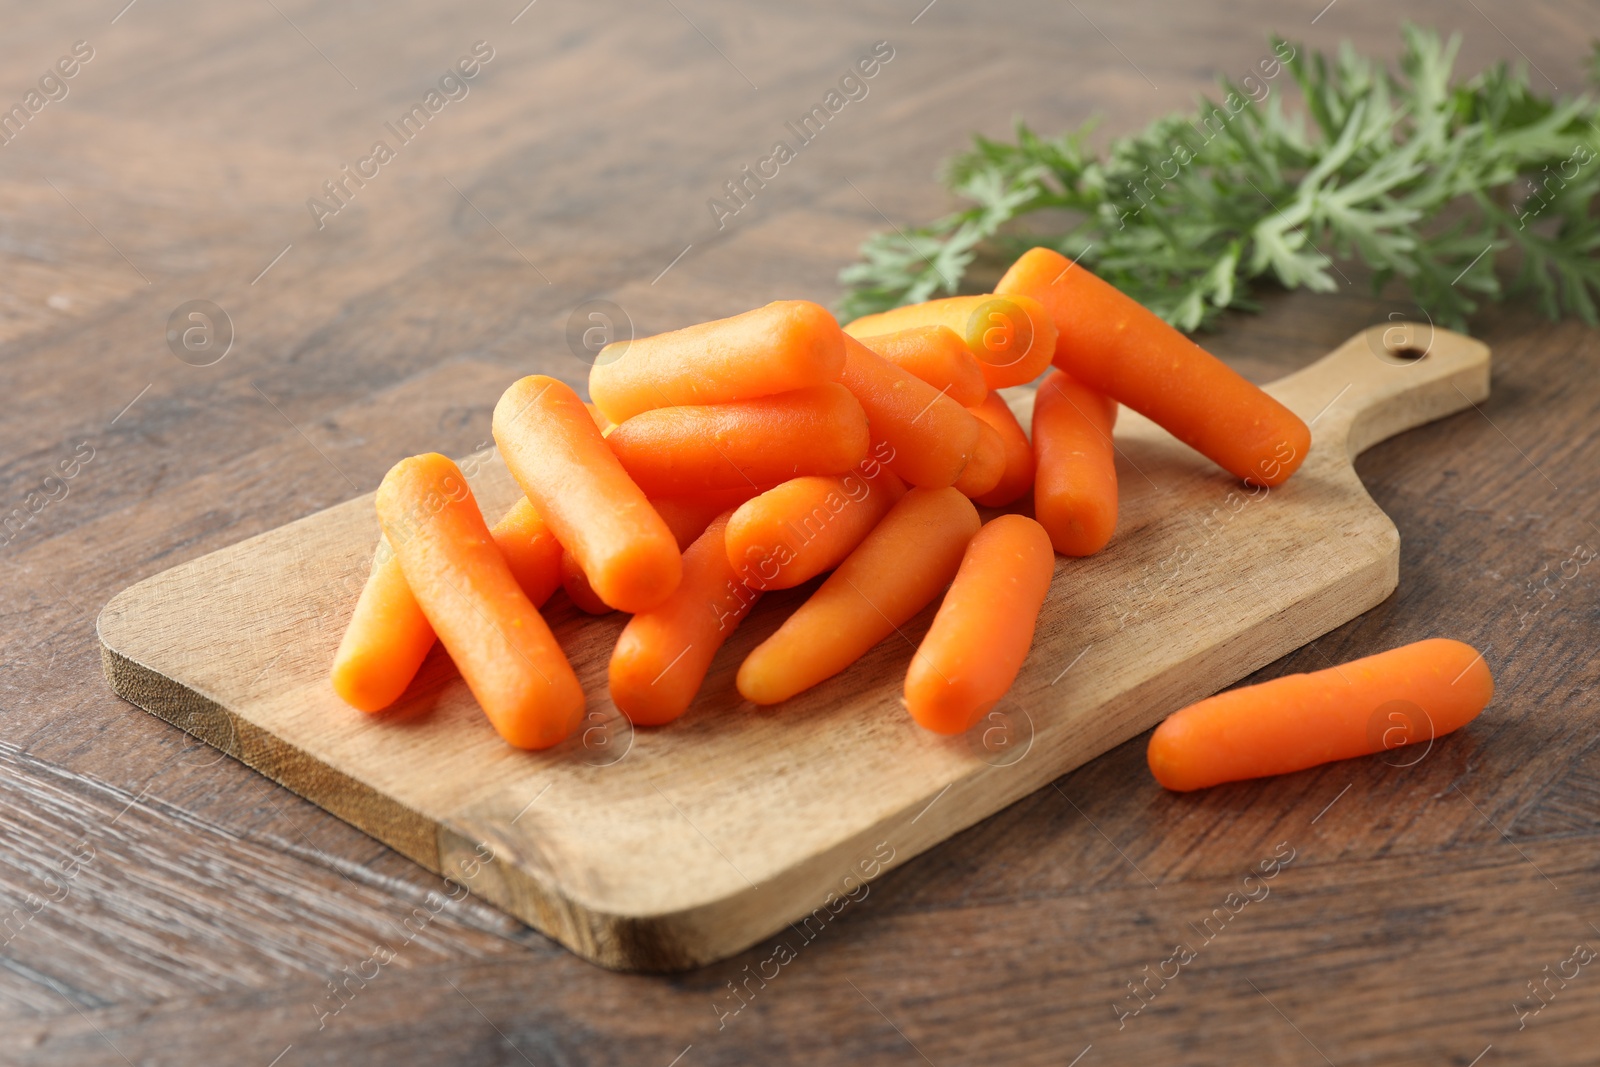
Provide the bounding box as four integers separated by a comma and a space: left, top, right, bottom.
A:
332, 246, 1491, 788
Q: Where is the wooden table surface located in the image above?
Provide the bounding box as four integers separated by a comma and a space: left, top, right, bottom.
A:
3, 1, 1597, 1063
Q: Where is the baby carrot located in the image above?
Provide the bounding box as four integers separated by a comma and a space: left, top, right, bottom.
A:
1147, 638, 1494, 791
997, 247, 1311, 486
609, 513, 762, 726
375, 453, 584, 749
493, 497, 564, 609
589, 300, 847, 424
737, 487, 981, 705
493, 375, 681, 613
839, 335, 979, 488
724, 461, 907, 590
651, 487, 762, 550
969, 392, 1036, 508
331, 497, 564, 713
844, 293, 1057, 390
566, 488, 760, 611
605, 384, 869, 495
854, 326, 987, 407
331, 547, 437, 713
952, 417, 1006, 499
905, 515, 1055, 734
1033, 370, 1119, 557
559, 549, 613, 615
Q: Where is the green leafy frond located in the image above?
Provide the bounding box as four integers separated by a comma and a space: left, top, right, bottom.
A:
838, 26, 1600, 332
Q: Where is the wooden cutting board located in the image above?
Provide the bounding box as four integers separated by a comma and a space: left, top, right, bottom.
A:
97, 323, 1487, 972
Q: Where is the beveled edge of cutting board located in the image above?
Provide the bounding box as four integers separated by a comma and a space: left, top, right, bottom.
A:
96, 611, 703, 970
98, 638, 442, 869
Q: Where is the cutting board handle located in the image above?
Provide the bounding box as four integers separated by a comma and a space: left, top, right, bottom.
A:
1267, 321, 1492, 461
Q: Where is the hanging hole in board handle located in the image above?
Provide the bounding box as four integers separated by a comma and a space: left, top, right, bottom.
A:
1366, 313, 1435, 366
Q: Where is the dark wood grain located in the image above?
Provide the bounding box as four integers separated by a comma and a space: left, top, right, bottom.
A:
1, 0, 1596, 1063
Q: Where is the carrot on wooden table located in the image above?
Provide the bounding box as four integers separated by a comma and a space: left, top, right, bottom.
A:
1147, 638, 1494, 792
332, 496, 563, 713
724, 459, 906, 590
610, 513, 762, 726
996, 247, 1311, 486
1033, 370, 1120, 557
738, 487, 981, 705
374, 453, 584, 749
952, 417, 1006, 499
589, 300, 846, 424
905, 515, 1055, 734
854, 326, 987, 407
969, 392, 1035, 508
844, 293, 1057, 390
651, 487, 762, 550
838, 335, 979, 488
559, 549, 613, 615
605, 383, 869, 495
493, 374, 681, 613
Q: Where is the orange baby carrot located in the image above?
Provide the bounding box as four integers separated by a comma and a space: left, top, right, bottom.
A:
854, 326, 987, 407
905, 515, 1055, 734
1147, 639, 1494, 791
605, 384, 869, 495
839, 335, 979, 488
331, 548, 437, 713
589, 300, 846, 424
844, 293, 1057, 390
332, 497, 563, 713
738, 487, 981, 705
651, 487, 762, 550
1033, 370, 1119, 557
375, 453, 584, 749
566, 488, 759, 612
952, 417, 1006, 499
493, 375, 681, 613
609, 513, 762, 726
559, 549, 613, 615
969, 392, 1035, 508
724, 461, 907, 590
997, 247, 1310, 486
492, 497, 563, 608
